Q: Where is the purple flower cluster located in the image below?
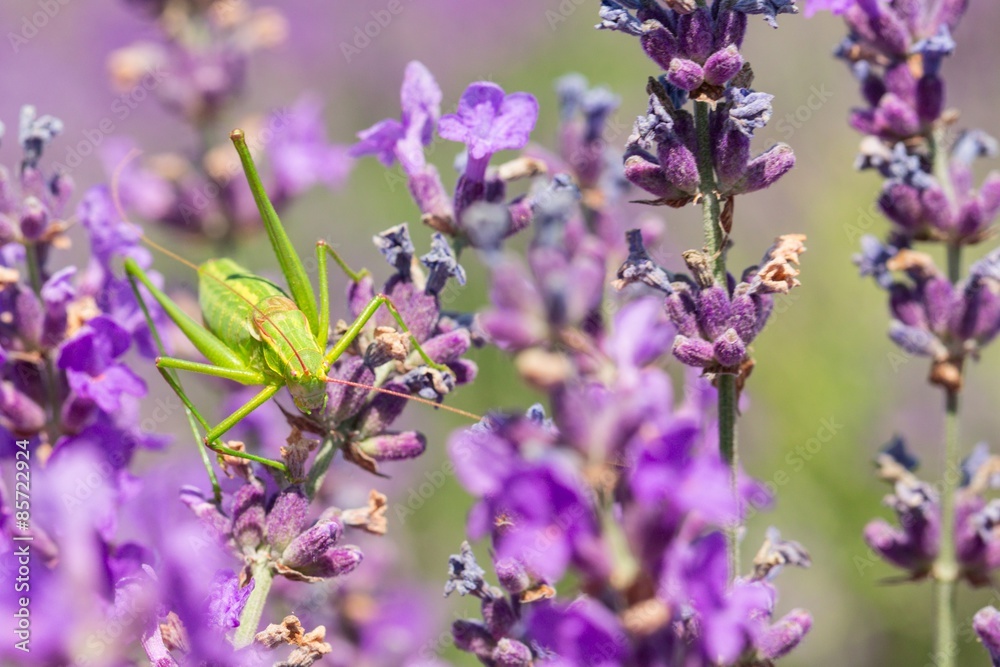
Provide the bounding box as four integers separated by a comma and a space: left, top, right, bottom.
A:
351, 61, 540, 249
183, 479, 362, 585
111, 0, 287, 123
835, 0, 1000, 394
413, 64, 813, 661
859, 242, 1000, 388
107, 1, 352, 241
599, 0, 796, 207
0, 107, 179, 663
616, 229, 806, 373
863, 437, 1000, 586
308, 223, 476, 474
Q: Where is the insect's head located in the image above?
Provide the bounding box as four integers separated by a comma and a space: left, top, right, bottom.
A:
288, 374, 328, 414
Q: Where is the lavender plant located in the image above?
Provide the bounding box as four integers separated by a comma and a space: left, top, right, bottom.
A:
814, 0, 1000, 663
346, 1, 820, 661
16, 0, 1000, 662
598, 0, 803, 576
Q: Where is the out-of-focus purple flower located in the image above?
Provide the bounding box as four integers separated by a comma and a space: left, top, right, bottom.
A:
525, 597, 629, 666
350, 61, 442, 171
975, 606, 1000, 666
804, 0, 854, 17
207, 569, 255, 629
266, 96, 353, 201
438, 82, 539, 181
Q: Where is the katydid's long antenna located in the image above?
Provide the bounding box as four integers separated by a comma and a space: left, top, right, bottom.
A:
322, 375, 482, 422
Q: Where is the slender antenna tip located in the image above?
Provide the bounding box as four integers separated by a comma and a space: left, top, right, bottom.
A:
230, 128, 245, 143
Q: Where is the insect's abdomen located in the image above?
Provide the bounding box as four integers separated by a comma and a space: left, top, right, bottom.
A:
254, 296, 327, 412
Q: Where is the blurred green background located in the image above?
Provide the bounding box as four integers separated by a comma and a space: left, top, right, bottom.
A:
5, 1, 1000, 664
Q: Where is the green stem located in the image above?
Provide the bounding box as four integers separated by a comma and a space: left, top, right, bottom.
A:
694, 100, 740, 577
305, 434, 337, 500
933, 389, 960, 667
233, 558, 274, 649
929, 123, 961, 667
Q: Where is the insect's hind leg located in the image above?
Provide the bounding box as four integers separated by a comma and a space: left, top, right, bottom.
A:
126, 259, 286, 476
126, 261, 223, 498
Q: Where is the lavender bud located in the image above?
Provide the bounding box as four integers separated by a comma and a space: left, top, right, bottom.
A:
665, 288, 700, 337
888, 321, 946, 357
729, 293, 760, 343
266, 486, 309, 553
713, 328, 746, 367
656, 136, 699, 193
0, 214, 15, 244
0, 382, 46, 434
666, 58, 704, 92
916, 75, 944, 124
492, 638, 533, 667
285, 545, 363, 580
672, 335, 716, 367
357, 431, 426, 461
482, 597, 518, 637
15, 287, 43, 349
888, 285, 925, 328
409, 166, 455, 232
19, 196, 47, 240
878, 94, 920, 138
640, 23, 677, 71
678, 8, 714, 61
623, 155, 673, 198
879, 182, 923, 231
975, 607, 1000, 666
280, 520, 344, 569
696, 285, 732, 339
740, 143, 795, 194
714, 7, 748, 48
421, 329, 472, 364
494, 557, 530, 594
714, 126, 751, 189
452, 620, 494, 660
704, 45, 744, 87
232, 482, 266, 552
863, 520, 934, 572
758, 609, 813, 660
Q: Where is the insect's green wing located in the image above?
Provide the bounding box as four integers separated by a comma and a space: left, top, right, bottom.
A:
199, 258, 287, 372
199, 258, 326, 412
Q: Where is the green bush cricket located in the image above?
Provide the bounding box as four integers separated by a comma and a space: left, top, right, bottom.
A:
122, 129, 478, 490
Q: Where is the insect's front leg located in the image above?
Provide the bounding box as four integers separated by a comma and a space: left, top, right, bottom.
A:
315, 239, 372, 348
320, 293, 453, 377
